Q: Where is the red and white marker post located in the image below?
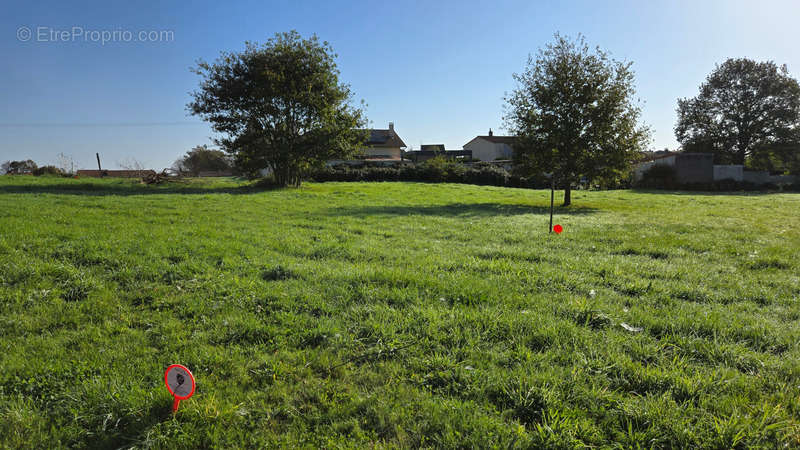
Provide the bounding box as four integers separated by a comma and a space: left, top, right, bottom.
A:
164, 364, 195, 412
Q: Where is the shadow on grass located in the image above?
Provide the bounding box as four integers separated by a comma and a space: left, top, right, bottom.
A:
83, 400, 175, 449
324, 203, 598, 217
0, 181, 280, 196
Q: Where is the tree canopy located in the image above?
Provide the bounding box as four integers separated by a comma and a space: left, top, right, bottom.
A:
2, 160, 38, 175
188, 31, 366, 186
675, 58, 800, 173
173, 145, 233, 176
504, 34, 649, 205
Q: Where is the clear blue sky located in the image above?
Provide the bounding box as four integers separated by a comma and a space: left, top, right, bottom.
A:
2, 0, 798, 170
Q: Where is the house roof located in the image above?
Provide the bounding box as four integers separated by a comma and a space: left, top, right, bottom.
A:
406, 149, 472, 156
477, 135, 516, 145
636, 151, 680, 163
464, 135, 517, 148
359, 128, 407, 149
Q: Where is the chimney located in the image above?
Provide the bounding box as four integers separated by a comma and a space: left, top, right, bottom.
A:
488, 128, 493, 137
389, 122, 394, 132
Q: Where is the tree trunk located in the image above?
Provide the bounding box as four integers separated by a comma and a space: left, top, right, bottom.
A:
273, 163, 291, 187
274, 167, 285, 186
274, 163, 302, 188
563, 182, 572, 206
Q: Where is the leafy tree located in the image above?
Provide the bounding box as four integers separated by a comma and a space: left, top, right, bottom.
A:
676, 58, 800, 172
2, 160, 38, 175
188, 31, 366, 186
505, 34, 649, 205
173, 145, 233, 176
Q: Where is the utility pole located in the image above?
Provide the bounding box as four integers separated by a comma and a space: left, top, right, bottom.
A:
96, 153, 102, 171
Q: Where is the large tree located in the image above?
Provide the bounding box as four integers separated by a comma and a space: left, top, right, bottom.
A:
188, 31, 366, 186
505, 34, 649, 206
675, 58, 800, 171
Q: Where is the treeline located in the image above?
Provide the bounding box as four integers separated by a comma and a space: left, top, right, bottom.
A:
1, 160, 71, 176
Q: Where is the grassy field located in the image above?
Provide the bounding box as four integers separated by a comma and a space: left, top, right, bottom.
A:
1, 175, 799, 448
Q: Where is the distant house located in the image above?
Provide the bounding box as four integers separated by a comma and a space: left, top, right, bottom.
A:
633, 153, 714, 184
358, 122, 407, 161
404, 145, 472, 163
463, 129, 516, 161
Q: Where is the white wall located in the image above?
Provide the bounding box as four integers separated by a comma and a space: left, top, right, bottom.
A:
364, 147, 402, 160
498, 144, 513, 159
713, 165, 743, 181
463, 139, 512, 161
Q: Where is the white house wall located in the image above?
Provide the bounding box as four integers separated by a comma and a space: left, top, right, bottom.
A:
463, 139, 511, 161
364, 147, 402, 160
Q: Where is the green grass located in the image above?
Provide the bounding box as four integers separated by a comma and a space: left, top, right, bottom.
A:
1, 175, 799, 448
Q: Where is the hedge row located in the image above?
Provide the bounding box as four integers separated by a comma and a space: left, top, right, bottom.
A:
306, 162, 551, 189
32, 166, 67, 176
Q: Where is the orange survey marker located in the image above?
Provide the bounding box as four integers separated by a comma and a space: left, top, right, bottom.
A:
165, 364, 195, 412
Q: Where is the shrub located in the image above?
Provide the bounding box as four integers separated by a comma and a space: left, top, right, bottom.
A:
417, 157, 467, 182
635, 164, 677, 189
714, 178, 739, 191
173, 145, 235, 176
464, 165, 508, 186
32, 166, 64, 176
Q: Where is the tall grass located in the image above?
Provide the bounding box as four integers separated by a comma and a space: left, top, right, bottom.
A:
1, 176, 799, 447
